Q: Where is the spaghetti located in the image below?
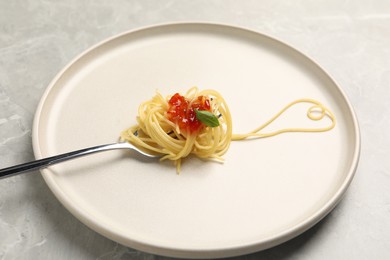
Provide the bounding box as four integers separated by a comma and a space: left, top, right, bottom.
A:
120, 87, 335, 172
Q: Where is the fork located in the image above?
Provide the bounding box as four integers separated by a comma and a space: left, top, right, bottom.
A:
0, 142, 159, 179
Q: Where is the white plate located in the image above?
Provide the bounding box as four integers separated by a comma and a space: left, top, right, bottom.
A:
33, 23, 360, 258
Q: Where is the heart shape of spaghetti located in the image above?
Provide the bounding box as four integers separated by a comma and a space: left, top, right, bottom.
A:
120, 87, 336, 173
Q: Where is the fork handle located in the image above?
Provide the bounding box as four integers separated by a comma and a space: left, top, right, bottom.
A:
0, 142, 130, 179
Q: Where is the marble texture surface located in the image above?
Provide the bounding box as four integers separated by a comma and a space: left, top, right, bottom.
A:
0, 0, 389, 259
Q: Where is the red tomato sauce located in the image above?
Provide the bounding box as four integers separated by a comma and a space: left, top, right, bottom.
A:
166, 93, 211, 133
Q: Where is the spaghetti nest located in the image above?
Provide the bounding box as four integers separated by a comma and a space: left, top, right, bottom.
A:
120, 87, 232, 172
120, 87, 336, 173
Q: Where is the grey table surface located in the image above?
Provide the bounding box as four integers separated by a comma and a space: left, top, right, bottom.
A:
0, 0, 389, 259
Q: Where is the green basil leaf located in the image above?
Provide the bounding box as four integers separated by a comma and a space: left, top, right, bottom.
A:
195, 109, 220, 127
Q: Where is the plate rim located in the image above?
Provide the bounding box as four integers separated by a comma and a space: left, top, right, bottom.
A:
32, 21, 361, 258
